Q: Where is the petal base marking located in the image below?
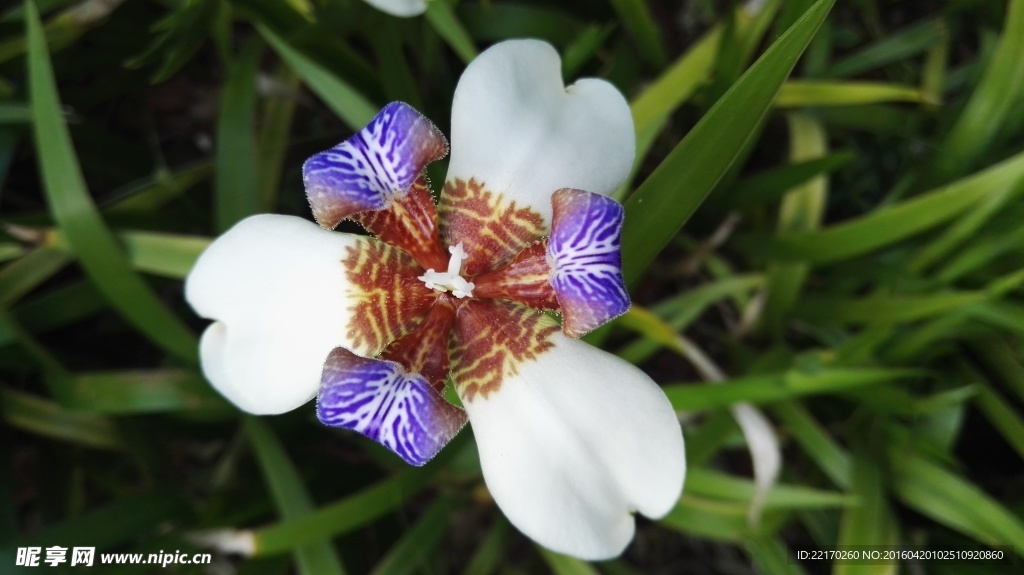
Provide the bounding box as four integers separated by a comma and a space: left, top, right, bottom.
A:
380, 294, 458, 391
343, 238, 437, 354
439, 178, 546, 276
351, 174, 449, 271
451, 299, 559, 402
318, 348, 466, 466
472, 241, 558, 310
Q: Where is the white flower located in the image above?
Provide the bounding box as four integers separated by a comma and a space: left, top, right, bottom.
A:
186, 40, 685, 560
362, 0, 427, 17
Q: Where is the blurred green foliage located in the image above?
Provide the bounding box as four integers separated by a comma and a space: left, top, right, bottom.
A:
1, 0, 1023, 573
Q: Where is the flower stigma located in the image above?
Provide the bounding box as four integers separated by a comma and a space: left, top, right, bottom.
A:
418, 242, 475, 298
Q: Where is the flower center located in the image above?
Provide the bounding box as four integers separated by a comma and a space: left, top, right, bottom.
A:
418, 243, 475, 299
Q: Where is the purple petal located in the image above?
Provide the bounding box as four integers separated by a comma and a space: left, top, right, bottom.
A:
548, 188, 630, 337
302, 102, 448, 229
317, 348, 466, 466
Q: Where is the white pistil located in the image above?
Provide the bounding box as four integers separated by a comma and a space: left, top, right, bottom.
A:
418, 242, 475, 298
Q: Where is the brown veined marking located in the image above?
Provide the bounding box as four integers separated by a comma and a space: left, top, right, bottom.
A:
439, 178, 547, 277
352, 174, 449, 271
343, 238, 437, 354
380, 294, 458, 392
450, 299, 559, 402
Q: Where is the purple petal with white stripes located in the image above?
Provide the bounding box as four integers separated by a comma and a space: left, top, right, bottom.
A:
548, 188, 630, 338
317, 347, 466, 466
302, 102, 448, 229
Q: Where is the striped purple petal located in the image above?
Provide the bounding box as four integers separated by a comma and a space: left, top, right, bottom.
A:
302, 102, 448, 229
548, 188, 630, 338
317, 348, 466, 466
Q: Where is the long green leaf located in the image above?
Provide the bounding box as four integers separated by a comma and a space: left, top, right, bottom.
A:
425, 0, 477, 63
259, 24, 376, 130
933, 0, 1024, 181
664, 369, 915, 411
537, 547, 600, 575
686, 468, 853, 509
774, 81, 931, 107
26, 1, 197, 362
0, 386, 122, 450
764, 113, 826, 332
834, 454, 898, 575
65, 370, 227, 414
369, 499, 451, 575
738, 150, 1024, 264
216, 39, 262, 231
621, 0, 836, 285
247, 418, 347, 575
254, 469, 434, 555
890, 452, 1024, 553
0, 248, 69, 306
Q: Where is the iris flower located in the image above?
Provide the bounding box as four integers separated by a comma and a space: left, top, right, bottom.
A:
186, 40, 684, 560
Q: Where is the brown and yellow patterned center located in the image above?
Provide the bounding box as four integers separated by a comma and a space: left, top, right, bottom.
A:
343, 178, 560, 402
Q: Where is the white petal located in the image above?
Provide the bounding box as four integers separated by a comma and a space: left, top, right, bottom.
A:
731, 403, 781, 525
185, 214, 361, 415
362, 0, 427, 17
461, 334, 685, 560
446, 39, 635, 225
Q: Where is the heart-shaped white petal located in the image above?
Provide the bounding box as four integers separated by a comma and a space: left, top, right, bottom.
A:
185, 215, 363, 414
445, 39, 635, 226
461, 333, 685, 560
362, 0, 427, 17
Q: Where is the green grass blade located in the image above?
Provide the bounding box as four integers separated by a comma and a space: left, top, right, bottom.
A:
25, 1, 197, 362
621, 0, 836, 285
43, 228, 210, 279
826, 18, 944, 78
216, 39, 262, 231
0, 490, 185, 556
796, 291, 983, 326
765, 113, 827, 332
773, 401, 851, 488
974, 381, 1024, 460
561, 24, 613, 78
890, 452, 1024, 553
369, 498, 451, 575
11, 281, 103, 337
933, 0, 1024, 181
731, 152, 853, 209
607, 0, 665, 68
254, 469, 434, 555
0, 386, 122, 450
909, 174, 1024, 273
461, 518, 509, 575
247, 418, 347, 575
746, 537, 806, 575
738, 149, 1024, 264
664, 369, 915, 411
257, 64, 299, 210
629, 23, 720, 164
0, 247, 69, 306
834, 453, 898, 575
65, 370, 227, 414
774, 81, 931, 107
425, 0, 477, 64
686, 468, 853, 509
537, 547, 600, 575
259, 24, 377, 130
104, 162, 213, 215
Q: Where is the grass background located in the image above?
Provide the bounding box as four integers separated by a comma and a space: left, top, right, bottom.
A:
1, 0, 1024, 573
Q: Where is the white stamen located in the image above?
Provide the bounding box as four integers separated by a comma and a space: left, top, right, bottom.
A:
418, 242, 475, 298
